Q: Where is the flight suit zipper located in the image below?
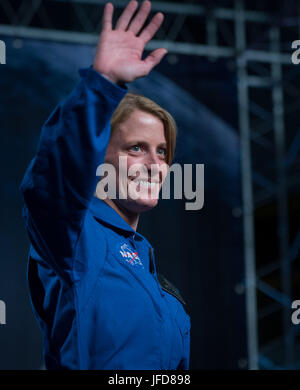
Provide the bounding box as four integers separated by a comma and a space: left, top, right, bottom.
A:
149, 247, 165, 298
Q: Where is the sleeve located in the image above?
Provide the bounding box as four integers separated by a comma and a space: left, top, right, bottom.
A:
178, 314, 191, 370
20, 67, 127, 283
183, 326, 191, 369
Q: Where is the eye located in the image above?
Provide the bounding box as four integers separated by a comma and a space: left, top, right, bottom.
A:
157, 147, 167, 156
129, 145, 141, 152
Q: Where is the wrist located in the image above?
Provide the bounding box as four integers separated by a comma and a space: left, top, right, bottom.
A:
92, 66, 120, 86
101, 74, 120, 86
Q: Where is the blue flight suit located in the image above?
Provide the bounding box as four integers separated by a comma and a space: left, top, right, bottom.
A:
20, 66, 191, 370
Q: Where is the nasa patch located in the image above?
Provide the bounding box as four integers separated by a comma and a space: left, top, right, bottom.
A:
118, 242, 144, 268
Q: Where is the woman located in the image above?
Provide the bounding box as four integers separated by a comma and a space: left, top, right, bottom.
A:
20, 0, 191, 370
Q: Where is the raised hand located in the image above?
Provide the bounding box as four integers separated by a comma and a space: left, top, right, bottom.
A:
93, 0, 167, 84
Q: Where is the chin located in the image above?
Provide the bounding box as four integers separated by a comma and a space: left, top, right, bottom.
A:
116, 181, 161, 213
127, 197, 159, 213
118, 196, 159, 214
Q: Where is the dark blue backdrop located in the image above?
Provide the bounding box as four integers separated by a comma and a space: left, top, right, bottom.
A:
0, 37, 246, 369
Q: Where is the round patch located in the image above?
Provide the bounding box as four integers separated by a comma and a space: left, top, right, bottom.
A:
116, 242, 144, 268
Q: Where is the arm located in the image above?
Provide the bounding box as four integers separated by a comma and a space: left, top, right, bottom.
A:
20, 0, 167, 282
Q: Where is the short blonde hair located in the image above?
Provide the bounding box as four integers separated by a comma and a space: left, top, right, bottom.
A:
111, 93, 177, 166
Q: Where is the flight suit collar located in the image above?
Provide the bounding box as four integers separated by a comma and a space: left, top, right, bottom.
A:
89, 196, 154, 252
89, 196, 136, 235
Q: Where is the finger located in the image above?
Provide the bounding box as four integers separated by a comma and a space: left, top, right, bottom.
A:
139, 12, 164, 44
127, 0, 152, 35
115, 0, 138, 31
101, 2, 114, 32
142, 48, 168, 73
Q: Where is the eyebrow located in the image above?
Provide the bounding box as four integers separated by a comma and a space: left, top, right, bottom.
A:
127, 140, 167, 148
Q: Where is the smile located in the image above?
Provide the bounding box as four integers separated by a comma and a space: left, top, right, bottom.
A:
134, 180, 159, 189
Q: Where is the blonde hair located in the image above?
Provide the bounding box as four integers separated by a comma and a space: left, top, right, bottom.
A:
111, 93, 177, 166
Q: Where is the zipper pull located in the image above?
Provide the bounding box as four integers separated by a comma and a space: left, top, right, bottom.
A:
129, 235, 136, 250
149, 247, 154, 274
149, 247, 165, 297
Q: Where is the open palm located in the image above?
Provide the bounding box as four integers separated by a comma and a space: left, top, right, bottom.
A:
93, 0, 167, 84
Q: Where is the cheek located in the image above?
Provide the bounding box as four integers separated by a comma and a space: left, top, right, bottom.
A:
104, 147, 124, 175
127, 157, 148, 178
103, 146, 118, 167
159, 162, 169, 180
126, 156, 139, 168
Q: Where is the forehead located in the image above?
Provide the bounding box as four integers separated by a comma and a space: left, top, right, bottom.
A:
116, 109, 166, 143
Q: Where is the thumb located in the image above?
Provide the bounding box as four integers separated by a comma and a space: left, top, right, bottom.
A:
143, 48, 168, 74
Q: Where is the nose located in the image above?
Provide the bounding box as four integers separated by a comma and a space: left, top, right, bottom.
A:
144, 150, 168, 182
145, 149, 161, 169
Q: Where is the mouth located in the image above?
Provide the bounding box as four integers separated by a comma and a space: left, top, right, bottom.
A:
134, 179, 160, 189
129, 177, 160, 193
135, 178, 160, 187
129, 175, 160, 183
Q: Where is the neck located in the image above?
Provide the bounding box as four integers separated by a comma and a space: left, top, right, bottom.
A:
102, 197, 140, 231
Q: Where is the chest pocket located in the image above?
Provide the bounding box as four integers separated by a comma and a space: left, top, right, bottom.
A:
157, 273, 191, 369
157, 273, 190, 332
157, 273, 188, 312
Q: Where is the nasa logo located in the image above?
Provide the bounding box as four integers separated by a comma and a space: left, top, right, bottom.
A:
118, 243, 144, 268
